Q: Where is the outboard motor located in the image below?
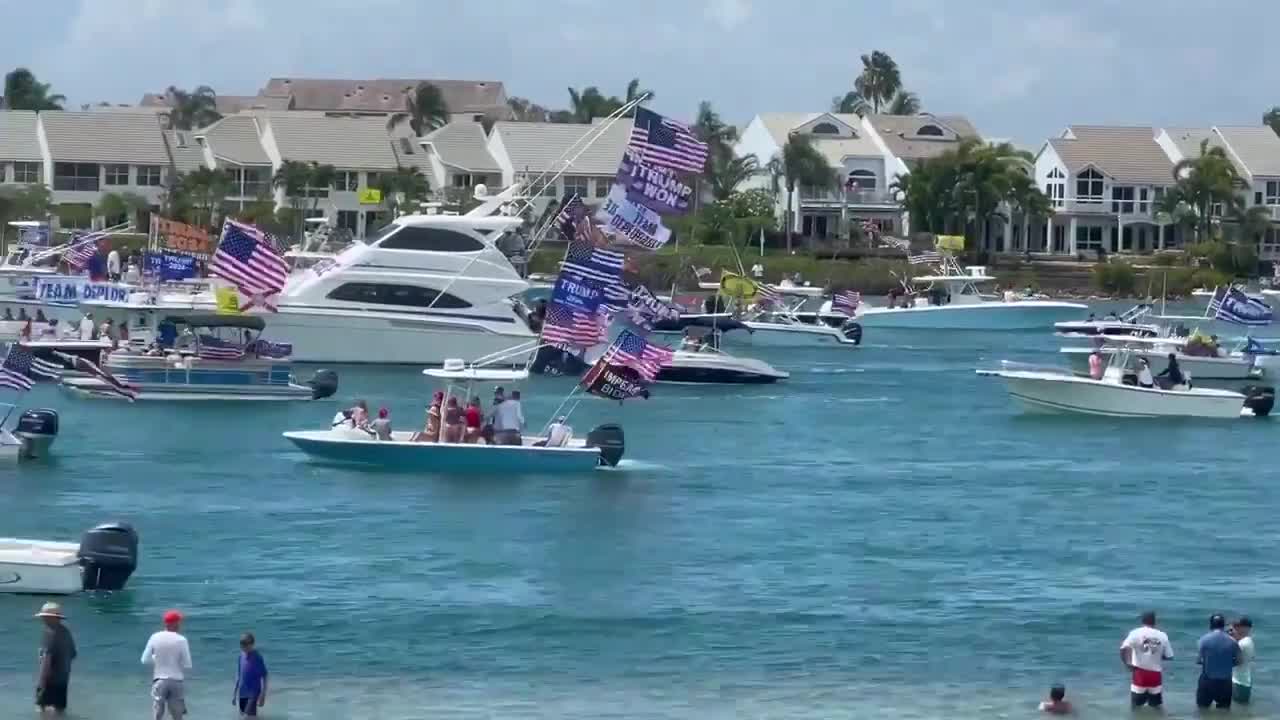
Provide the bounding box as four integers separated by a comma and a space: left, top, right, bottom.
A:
1243, 385, 1275, 417
78, 522, 139, 591
14, 408, 58, 459
586, 424, 626, 467
306, 369, 339, 400
841, 321, 863, 346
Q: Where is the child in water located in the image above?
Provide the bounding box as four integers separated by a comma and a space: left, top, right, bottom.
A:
1038, 684, 1073, 714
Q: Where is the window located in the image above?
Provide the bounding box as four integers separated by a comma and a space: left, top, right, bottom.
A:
451, 173, 474, 188
378, 226, 485, 252
136, 166, 163, 187
1075, 168, 1103, 202
1046, 168, 1065, 208
1111, 186, 1134, 214
12, 162, 38, 183
55, 203, 93, 230
333, 171, 359, 192
336, 210, 359, 232
1262, 227, 1280, 257
563, 175, 589, 198
53, 163, 99, 191
1138, 187, 1150, 214
845, 170, 876, 192
1075, 225, 1104, 251
364, 172, 381, 189
594, 178, 611, 198
105, 164, 129, 186
1266, 181, 1280, 205
326, 282, 472, 309
916, 124, 945, 137
810, 122, 840, 135
242, 168, 268, 197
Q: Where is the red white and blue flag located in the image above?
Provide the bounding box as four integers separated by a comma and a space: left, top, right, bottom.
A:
908, 251, 942, 265
0, 344, 35, 391
604, 329, 674, 382
62, 232, 103, 270
540, 303, 605, 348
756, 283, 781, 308
628, 107, 709, 175
197, 334, 245, 361
832, 290, 861, 315
53, 350, 137, 400
211, 219, 289, 311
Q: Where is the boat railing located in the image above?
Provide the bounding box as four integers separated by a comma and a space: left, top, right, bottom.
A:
995, 360, 1074, 376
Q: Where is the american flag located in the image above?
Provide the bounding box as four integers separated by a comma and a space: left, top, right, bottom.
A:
605, 329, 674, 382
540, 303, 604, 348
248, 338, 293, 359
908, 251, 942, 265
0, 344, 35, 391
628, 107, 709, 175
52, 350, 137, 401
211, 219, 289, 301
756, 283, 781, 308
62, 232, 103, 269
832, 290, 861, 315
557, 194, 585, 229
562, 233, 626, 289
23, 348, 62, 380
197, 334, 245, 361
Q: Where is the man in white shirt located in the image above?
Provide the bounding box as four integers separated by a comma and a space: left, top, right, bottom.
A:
107, 248, 121, 281
545, 417, 573, 447
1121, 610, 1174, 708
750, 262, 764, 280
141, 610, 192, 719
492, 389, 525, 445
78, 313, 95, 341
1232, 616, 1255, 705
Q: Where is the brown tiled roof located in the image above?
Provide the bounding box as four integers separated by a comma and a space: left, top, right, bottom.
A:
1048, 125, 1174, 185
258, 78, 508, 115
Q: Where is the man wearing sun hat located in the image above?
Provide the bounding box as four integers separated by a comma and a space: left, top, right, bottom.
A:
141, 609, 192, 719
34, 601, 77, 715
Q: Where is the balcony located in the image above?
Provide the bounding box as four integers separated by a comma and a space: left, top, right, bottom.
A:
799, 187, 898, 207
1062, 198, 1155, 219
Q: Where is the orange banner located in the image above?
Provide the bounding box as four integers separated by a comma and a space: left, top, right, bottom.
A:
152, 216, 212, 257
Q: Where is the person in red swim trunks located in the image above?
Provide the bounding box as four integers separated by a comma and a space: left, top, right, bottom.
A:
1121, 610, 1174, 707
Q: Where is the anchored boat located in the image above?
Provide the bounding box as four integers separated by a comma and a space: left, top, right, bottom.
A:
0, 523, 138, 595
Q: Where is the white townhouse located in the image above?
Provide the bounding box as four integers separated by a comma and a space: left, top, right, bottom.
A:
0, 111, 43, 189
416, 121, 503, 194
734, 112, 982, 242
486, 119, 631, 213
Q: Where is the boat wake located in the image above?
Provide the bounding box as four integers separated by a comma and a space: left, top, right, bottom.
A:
601, 459, 668, 472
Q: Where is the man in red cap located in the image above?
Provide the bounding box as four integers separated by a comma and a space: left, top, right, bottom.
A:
141, 610, 192, 719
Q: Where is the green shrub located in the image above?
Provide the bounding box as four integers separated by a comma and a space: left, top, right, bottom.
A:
1093, 261, 1137, 295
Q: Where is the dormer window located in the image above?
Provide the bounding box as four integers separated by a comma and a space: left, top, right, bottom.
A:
810, 122, 840, 135
916, 124, 945, 137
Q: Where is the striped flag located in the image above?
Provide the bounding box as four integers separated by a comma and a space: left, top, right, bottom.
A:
248, 338, 293, 359
605, 329, 674, 382
196, 335, 245, 361
540, 303, 605, 348
628, 107, 709, 175
0, 345, 35, 391
562, 233, 626, 288
756, 283, 781, 308
908, 251, 942, 265
24, 349, 63, 380
557, 194, 585, 229
62, 232, 103, 269
211, 219, 289, 310
832, 290, 861, 315
52, 350, 137, 401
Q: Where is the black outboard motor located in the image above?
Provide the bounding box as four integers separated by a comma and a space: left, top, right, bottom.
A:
1243, 385, 1275, 417
306, 369, 339, 400
14, 408, 58, 459
586, 424, 625, 467
78, 522, 139, 591
841, 321, 863, 346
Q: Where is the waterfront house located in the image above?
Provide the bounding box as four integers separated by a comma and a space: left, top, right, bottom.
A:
193, 114, 275, 215
0, 110, 42, 189
415, 121, 504, 195
486, 119, 632, 213
257, 77, 512, 124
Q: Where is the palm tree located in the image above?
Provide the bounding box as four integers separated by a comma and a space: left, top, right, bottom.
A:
886, 90, 921, 116
622, 78, 653, 113
693, 101, 736, 151
94, 191, 149, 228
708, 154, 759, 202
830, 91, 870, 116
1004, 171, 1053, 254
376, 166, 431, 217
272, 160, 315, 236
1266, 107, 1280, 137
165, 85, 220, 130
508, 96, 553, 122
1171, 139, 1243, 242
567, 87, 613, 123
387, 82, 450, 135
853, 51, 902, 114
177, 168, 233, 226
1225, 200, 1272, 244
776, 134, 837, 251
2, 68, 64, 110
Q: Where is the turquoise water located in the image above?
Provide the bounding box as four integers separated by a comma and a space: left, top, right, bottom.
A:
0, 302, 1277, 719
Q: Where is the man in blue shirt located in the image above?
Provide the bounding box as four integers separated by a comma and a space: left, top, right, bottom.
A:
1197, 614, 1241, 709
233, 632, 269, 717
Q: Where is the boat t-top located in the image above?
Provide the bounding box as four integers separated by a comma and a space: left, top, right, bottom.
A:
283, 358, 626, 472
856, 255, 1086, 330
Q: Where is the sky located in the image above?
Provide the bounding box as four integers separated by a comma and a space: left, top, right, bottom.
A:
1, 0, 1277, 148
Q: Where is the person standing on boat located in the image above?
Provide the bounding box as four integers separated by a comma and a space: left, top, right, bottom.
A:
751, 262, 764, 280
1088, 349, 1105, 380
1121, 610, 1173, 708
34, 601, 76, 716
464, 398, 483, 443
371, 408, 393, 441
141, 609, 192, 720
107, 247, 121, 282
1136, 358, 1155, 388
442, 397, 463, 443
420, 392, 443, 442
78, 312, 95, 341
349, 400, 370, 429
493, 389, 525, 445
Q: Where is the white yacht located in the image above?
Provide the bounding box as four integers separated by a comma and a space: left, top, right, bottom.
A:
102, 213, 537, 365
856, 258, 1086, 330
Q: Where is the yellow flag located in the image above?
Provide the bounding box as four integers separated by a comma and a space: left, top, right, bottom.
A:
936, 234, 965, 251
718, 273, 759, 300
215, 286, 242, 315
357, 188, 383, 205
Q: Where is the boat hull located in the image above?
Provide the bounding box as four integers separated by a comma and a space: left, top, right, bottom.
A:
0, 539, 82, 595
857, 301, 1086, 330
62, 378, 316, 401
282, 430, 604, 472
1061, 347, 1258, 381
991, 371, 1245, 418
656, 352, 788, 384
722, 322, 859, 348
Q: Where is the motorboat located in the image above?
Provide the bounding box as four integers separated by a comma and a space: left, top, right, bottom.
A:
649, 308, 861, 349
657, 347, 789, 384
855, 258, 1086, 330
1060, 334, 1280, 382
0, 523, 138, 595
1055, 304, 1160, 339
978, 351, 1275, 419
283, 360, 625, 472
60, 313, 338, 401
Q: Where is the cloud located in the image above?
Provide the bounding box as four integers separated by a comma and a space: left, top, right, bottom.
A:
705, 0, 751, 30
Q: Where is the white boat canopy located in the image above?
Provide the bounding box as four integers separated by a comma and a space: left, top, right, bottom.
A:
424, 358, 529, 382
